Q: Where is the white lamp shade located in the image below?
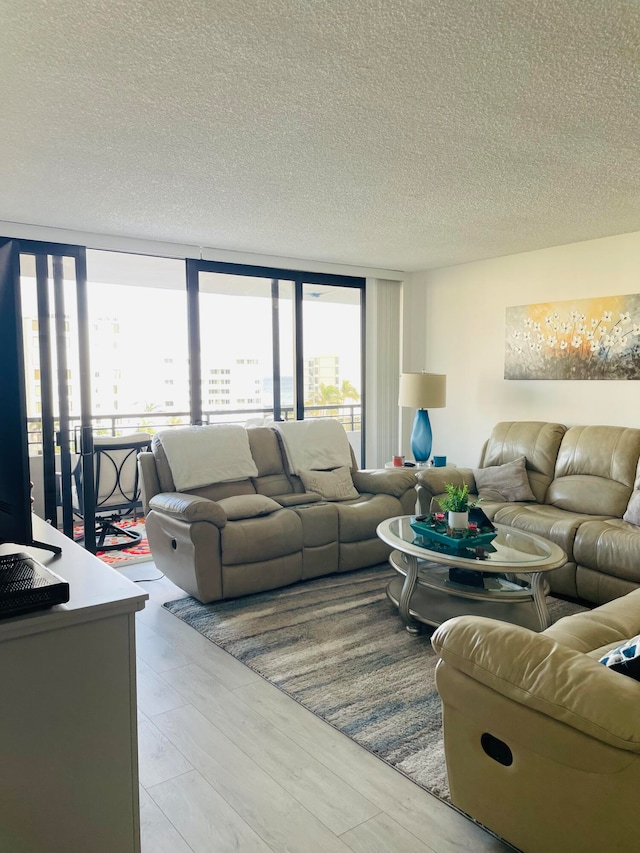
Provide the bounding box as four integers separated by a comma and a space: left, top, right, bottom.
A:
398, 373, 446, 409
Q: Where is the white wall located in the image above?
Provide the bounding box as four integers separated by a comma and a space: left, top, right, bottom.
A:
407, 231, 640, 468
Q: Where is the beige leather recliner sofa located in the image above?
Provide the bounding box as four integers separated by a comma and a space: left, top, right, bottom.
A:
416, 421, 640, 605
138, 421, 417, 602
431, 591, 640, 853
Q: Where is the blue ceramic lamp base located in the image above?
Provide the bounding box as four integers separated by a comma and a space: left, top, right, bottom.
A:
410, 409, 433, 464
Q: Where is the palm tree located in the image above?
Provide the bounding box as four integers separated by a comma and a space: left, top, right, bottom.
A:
317, 383, 343, 405
339, 380, 360, 402
306, 383, 340, 417
138, 401, 160, 433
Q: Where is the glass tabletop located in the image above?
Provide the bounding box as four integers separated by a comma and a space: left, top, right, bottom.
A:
378, 516, 566, 571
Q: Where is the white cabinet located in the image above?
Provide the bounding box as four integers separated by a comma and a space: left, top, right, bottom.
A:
0, 517, 147, 853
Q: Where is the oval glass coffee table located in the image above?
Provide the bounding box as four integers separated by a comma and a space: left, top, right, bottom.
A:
376, 516, 567, 634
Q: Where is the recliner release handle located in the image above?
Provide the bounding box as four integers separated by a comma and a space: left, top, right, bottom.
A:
481, 732, 513, 766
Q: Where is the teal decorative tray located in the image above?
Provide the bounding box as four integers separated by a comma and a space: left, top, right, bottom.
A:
410, 517, 497, 554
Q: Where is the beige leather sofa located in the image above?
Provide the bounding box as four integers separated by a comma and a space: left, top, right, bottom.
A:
138, 424, 417, 602
416, 421, 640, 605
431, 591, 640, 853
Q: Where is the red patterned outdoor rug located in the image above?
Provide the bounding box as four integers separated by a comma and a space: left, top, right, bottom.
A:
73, 518, 152, 568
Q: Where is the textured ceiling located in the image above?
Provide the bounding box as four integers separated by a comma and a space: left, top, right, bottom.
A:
1, 0, 639, 272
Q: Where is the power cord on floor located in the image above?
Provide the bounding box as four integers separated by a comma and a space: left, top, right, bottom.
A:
132, 572, 165, 583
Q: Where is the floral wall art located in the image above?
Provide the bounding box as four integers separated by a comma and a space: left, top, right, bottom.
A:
505, 294, 640, 380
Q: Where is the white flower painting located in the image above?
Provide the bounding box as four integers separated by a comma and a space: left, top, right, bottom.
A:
505, 295, 640, 379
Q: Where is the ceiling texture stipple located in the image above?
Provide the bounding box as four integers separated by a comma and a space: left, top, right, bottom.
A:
0, 0, 639, 271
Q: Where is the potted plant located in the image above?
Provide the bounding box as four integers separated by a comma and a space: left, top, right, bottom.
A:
438, 483, 476, 530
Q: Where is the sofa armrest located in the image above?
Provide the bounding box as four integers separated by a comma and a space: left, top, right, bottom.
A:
415, 466, 477, 513
148, 492, 227, 527
352, 469, 416, 497
543, 587, 640, 653
431, 615, 640, 752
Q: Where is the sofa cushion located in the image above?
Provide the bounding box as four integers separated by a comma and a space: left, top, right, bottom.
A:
547, 425, 640, 517
221, 509, 303, 565
479, 421, 566, 504
336, 493, 402, 542
574, 518, 640, 586
217, 494, 282, 521
352, 468, 417, 497
273, 493, 323, 507
247, 427, 286, 477
298, 467, 359, 500
494, 503, 612, 563
291, 502, 340, 547
247, 427, 298, 497
473, 457, 536, 503
599, 635, 640, 680
623, 490, 640, 526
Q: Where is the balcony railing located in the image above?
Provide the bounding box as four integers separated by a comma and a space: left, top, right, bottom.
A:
27, 404, 362, 452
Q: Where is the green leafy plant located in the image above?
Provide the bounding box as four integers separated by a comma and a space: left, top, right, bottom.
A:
437, 483, 477, 513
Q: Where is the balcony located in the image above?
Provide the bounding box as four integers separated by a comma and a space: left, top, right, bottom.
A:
28, 405, 363, 523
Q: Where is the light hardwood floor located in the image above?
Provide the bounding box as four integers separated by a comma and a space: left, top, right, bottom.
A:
132, 565, 514, 853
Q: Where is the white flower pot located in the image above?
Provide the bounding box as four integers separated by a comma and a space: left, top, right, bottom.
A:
448, 510, 469, 530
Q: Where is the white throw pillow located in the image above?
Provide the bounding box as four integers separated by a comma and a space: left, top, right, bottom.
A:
298, 467, 359, 501
623, 490, 640, 526
473, 456, 536, 502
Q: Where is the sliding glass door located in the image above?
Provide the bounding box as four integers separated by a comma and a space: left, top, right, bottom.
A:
11, 240, 366, 552
301, 282, 363, 462
189, 260, 365, 462
84, 250, 189, 431
17, 245, 190, 552
194, 268, 295, 424
16, 242, 95, 545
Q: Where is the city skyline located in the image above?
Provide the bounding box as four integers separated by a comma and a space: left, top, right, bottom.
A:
19, 273, 361, 422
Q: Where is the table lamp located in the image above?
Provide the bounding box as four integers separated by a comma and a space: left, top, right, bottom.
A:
398, 372, 447, 464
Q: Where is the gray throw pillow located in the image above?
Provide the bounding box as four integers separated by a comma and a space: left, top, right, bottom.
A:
623, 490, 640, 526
299, 467, 359, 500
473, 456, 536, 503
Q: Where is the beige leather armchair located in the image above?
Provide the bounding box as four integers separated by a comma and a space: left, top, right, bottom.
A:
431, 591, 640, 853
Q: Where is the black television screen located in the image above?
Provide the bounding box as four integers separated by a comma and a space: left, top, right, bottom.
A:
0, 239, 59, 555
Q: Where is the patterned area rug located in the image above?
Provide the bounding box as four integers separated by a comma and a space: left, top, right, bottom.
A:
73, 518, 152, 568
163, 564, 587, 801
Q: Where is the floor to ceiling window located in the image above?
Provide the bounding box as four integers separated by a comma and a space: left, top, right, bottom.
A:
190, 260, 365, 462
11, 238, 366, 548
20, 247, 192, 548
85, 250, 189, 433
302, 282, 362, 433
195, 269, 296, 423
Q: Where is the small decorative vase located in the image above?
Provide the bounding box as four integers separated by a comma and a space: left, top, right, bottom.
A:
448, 510, 469, 530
